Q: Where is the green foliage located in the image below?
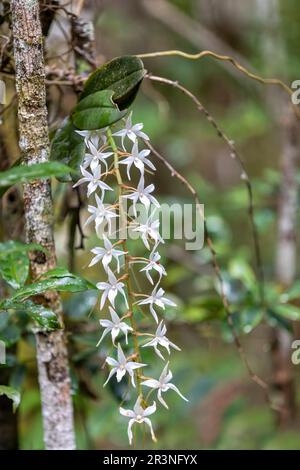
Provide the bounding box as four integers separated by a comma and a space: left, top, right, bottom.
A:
1, 301, 60, 330
0, 385, 20, 412
80, 56, 145, 109
50, 55, 145, 180
50, 118, 85, 183
0, 241, 46, 289
72, 90, 126, 131
2, 268, 96, 303
0, 162, 73, 196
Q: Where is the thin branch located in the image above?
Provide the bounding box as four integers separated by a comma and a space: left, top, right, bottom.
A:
146, 140, 282, 413
138, 50, 300, 119
146, 73, 265, 305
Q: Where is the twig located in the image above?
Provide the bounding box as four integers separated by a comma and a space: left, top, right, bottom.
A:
146, 141, 283, 413
146, 73, 265, 305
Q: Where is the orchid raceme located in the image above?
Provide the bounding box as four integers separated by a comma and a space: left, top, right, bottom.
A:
76, 112, 187, 445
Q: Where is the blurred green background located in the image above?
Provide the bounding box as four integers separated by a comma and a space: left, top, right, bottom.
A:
2, 0, 300, 450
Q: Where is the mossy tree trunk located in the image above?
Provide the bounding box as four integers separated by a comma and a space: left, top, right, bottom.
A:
11, 0, 76, 449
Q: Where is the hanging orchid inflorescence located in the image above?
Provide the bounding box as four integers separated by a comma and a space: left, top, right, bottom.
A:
74, 112, 188, 445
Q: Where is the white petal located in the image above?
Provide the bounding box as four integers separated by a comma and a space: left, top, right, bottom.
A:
143, 417, 156, 442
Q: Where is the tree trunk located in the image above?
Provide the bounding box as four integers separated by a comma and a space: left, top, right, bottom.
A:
11, 0, 76, 449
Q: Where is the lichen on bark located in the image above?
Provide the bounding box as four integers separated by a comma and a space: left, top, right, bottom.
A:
11, 0, 76, 450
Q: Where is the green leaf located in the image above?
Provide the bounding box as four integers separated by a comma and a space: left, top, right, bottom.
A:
279, 281, 300, 303
0, 241, 47, 289
80, 55, 145, 110
230, 307, 264, 335
50, 56, 145, 178
50, 117, 86, 182
0, 162, 74, 191
72, 90, 126, 130
2, 299, 60, 330
1, 268, 96, 303
228, 258, 256, 290
0, 385, 21, 412
272, 303, 300, 321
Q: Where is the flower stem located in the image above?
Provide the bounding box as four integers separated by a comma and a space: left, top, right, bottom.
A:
107, 128, 143, 396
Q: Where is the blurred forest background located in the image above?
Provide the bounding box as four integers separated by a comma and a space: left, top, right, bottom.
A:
1, 0, 300, 449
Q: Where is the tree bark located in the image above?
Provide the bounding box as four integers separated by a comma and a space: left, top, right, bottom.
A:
11, 0, 76, 449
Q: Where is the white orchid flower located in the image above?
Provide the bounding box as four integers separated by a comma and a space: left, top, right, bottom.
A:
76, 128, 108, 147
132, 214, 164, 250
137, 287, 176, 323
83, 141, 113, 172
85, 194, 118, 232
89, 235, 127, 272
96, 268, 128, 310
140, 251, 166, 284
119, 395, 156, 445
120, 140, 155, 180
73, 165, 113, 198
142, 321, 180, 359
123, 176, 160, 217
112, 112, 149, 149
142, 362, 188, 409
97, 307, 133, 346
104, 343, 147, 388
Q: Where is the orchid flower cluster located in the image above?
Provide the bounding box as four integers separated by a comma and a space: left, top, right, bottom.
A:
74, 112, 188, 445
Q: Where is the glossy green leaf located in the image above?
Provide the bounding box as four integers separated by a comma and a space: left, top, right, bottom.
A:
50, 117, 86, 182
72, 90, 126, 130
0, 162, 74, 190
0, 242, 46, 290
0, 385, 21, 412
279, 281, 300, 303
2, 268, 96, 303
1, 300, 60, 330
272, 303, 300, 321
80, 55, 146, 110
